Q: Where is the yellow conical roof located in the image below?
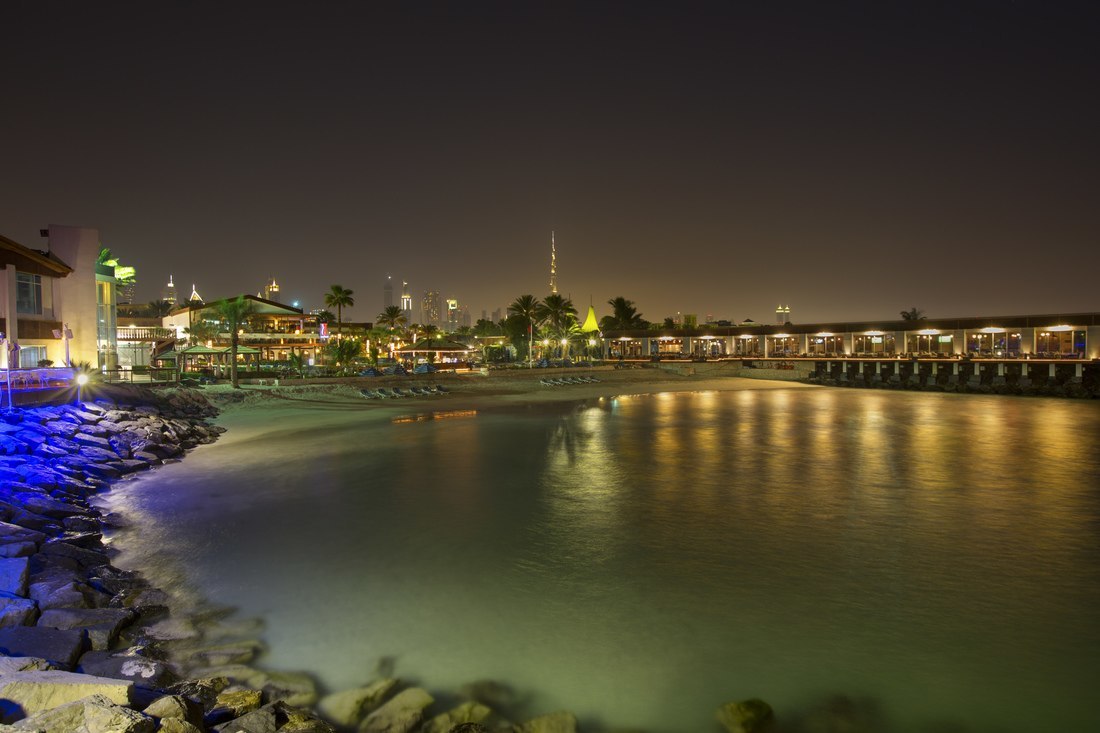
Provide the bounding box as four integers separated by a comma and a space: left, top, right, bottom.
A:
581, 304, 600, 333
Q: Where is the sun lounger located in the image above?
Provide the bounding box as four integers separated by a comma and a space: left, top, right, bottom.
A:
359, 389, 378, 399
433, 384, 450, 393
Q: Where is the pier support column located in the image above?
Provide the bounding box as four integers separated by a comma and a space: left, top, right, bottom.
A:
997, 363, 1005, 376
952, 363, 959, 375
858, 361, 865, 374
843, 333, 854, 355
1076, 364, 1083, 379
1049, 364, 1057, 379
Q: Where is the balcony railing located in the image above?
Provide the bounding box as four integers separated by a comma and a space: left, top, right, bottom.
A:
118, 326, 176, 341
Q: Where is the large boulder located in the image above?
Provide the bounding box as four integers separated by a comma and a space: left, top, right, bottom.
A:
359, 687, 434, 733
0, 670, 132, 723
0, 556, 30, 596
0, 656, 53, 675
143, 694, 205, 728
77, 650, 177, 688
38, 607, 135, 650
716, 698, 775, 733
513, 711, 577, 733
0, 591, 38, 628
317, 678, 397, 727
422, 701, 494, 733
261, 669, 317, 707
5, 693, 153, 732
0, 626, 86, 668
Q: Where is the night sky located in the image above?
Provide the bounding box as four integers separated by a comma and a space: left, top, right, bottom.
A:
2, 1, 1097, 324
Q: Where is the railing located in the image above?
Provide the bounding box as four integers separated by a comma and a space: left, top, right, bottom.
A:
100, 367, 178, 384
117, 327, 176, 341
0, 367, 74, 390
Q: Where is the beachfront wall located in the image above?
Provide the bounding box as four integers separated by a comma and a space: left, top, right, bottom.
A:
602, 312, 1100, 361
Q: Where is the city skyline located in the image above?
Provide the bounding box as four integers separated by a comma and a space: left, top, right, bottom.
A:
2, 2, 1097, 323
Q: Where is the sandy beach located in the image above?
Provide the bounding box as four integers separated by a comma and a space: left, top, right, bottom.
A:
204, 366, 816, 424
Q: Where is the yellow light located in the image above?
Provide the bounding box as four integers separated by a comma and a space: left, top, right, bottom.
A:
561, 338, 568, 346
815, 332, 834, 337
588, 339, 597, 346
1047, 325, 1073, 332
864, 331, 884, 337
917, 329, 939, 336
980, 327, 1005, 334
542, 339, 549, 346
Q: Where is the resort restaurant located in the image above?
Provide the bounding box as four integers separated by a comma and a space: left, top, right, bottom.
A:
600, 312, 1100, 361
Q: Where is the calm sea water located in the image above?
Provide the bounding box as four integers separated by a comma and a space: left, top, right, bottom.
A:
104, 389, 1100, 732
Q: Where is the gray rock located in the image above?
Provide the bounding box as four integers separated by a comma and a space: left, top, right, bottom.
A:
157, 718, 206, 733
0, 592, 38, 628
0, 556, 30, 596
143, 694, 204, 728
72, 432, 112, 450
260, 669, 317, 707
359, 687, 434, 733
317, 678, 397, 727
0, 656, 53, 675
0, 671, 132, 723
512, 712, 578, 733
188, 639, 266, 668
206, 689, 264, 726
38, 607, 135, 650
0, 626, 86, 669
77, 650, 177, 688
716, 698, 775, 733
423, 701, 494, 733
7, 693, 153, 732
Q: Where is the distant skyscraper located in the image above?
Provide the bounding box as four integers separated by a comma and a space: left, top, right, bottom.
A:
776, 304, 791, 325
383, 275, 394, 310
549, 231, 558, 295
421, 290, 442, 328
189, 284, 204, 306
459, 304, 471, 329
446, 298, 459, 330
400, 280, 413, 322
164, 274, 177, 306
491, 307, 503, 324
264, 277, 280, 303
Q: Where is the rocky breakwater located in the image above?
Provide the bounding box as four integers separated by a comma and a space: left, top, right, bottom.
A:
0, 387, 333, 732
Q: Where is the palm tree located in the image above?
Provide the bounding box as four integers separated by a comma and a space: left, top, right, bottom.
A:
606, 296, 646, 330
536, 293, 577, 333
147, 300, 174, 318
508, 294, 540, 365
376, 305, 408, 331
900, 307, 926, 321
286, 351, 307, 379
183, 319, 218, 345
215, 296, 256, 389
324, 285, 355, 335
325, 337, 363, 375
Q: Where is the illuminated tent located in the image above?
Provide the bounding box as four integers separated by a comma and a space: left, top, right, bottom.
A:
580, 305, 600, 333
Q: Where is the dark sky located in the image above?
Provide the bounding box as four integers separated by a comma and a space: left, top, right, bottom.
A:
2, 1, 1097, 324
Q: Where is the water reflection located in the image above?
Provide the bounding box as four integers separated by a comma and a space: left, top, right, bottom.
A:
106, 389, 1100, 733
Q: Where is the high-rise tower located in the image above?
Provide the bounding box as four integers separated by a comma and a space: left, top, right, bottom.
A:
383, 275, 394, 310
264, 277, 280, 303
164, 275, 177, 306
400, 280, 413, 322
549, 231, 558, 295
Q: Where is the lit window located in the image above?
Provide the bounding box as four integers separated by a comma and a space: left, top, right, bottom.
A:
16, 273, 43, 315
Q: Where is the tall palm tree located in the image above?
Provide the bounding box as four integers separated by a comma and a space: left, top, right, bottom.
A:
537, 293, 577, 333
324, 285, 355, 335
215, 296, 256, 389
900, 307, 925, 321
376, 305, 408, 331
147, 300, 174, 318
607, 296, 645, 330
183, 319, 218, 345
325, 337, 363, 375
508, 294, 540, 366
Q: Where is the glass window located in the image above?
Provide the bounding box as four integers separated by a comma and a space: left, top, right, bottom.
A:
18, 345, 48, 368
16, 273, 42, 315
